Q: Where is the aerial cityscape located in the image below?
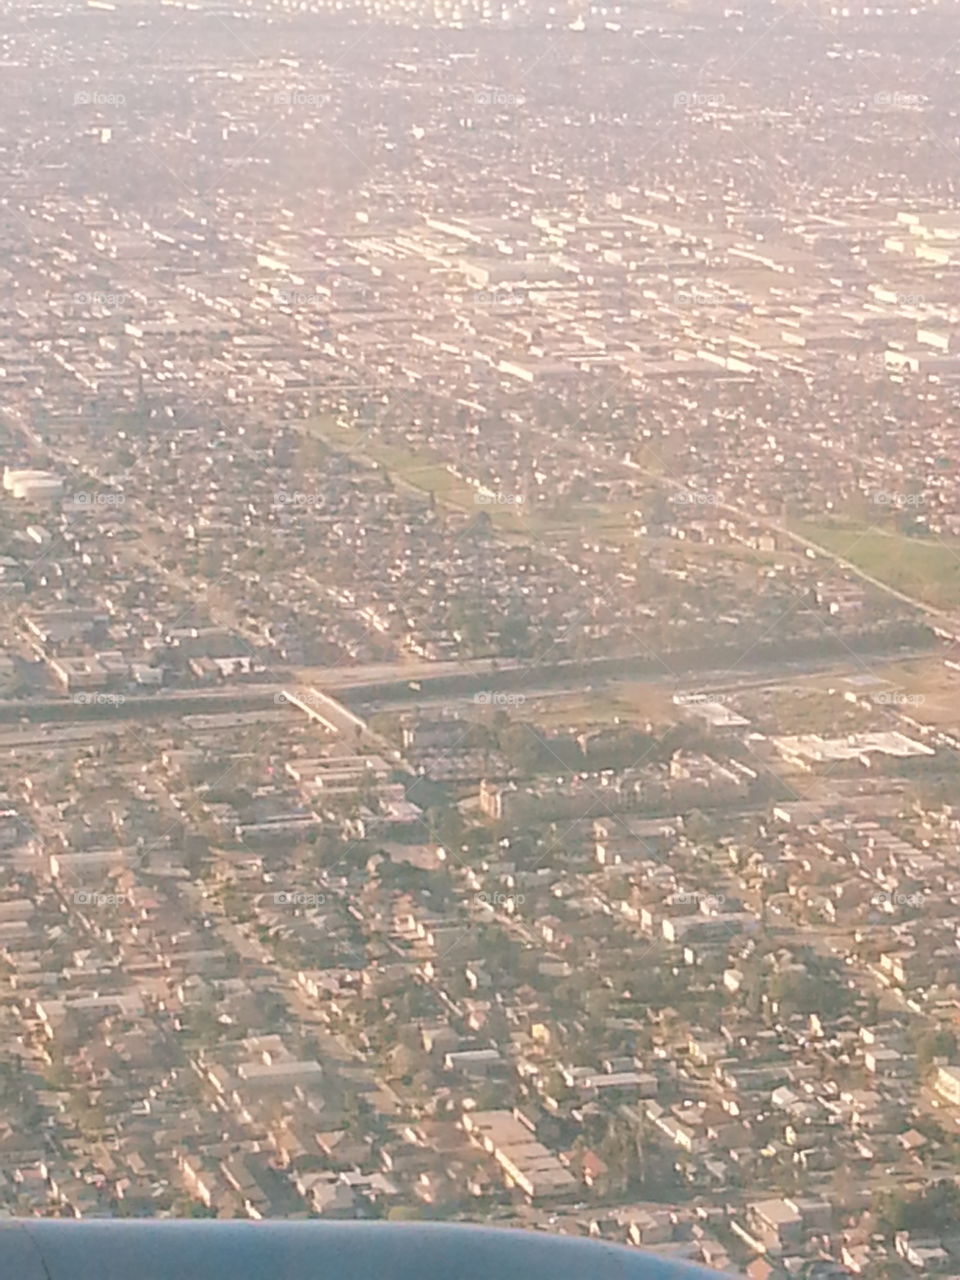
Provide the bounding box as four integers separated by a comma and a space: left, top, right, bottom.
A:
3, 0, 960, 1275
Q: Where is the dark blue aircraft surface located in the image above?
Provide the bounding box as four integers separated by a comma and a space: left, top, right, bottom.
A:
0, 1219, 729, 1280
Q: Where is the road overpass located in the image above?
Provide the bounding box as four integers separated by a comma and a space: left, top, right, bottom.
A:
277, 686, 369, 738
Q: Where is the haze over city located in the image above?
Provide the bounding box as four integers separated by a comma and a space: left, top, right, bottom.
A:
0, 1, 960, 1276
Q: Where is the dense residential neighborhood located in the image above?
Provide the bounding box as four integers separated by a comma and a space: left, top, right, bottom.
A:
0, 0, 960, 1277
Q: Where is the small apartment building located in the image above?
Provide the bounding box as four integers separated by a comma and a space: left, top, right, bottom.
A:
235, 1059, 325, 1094
462, 1110, 577, 1202
35, 991, 144, 1039
179, 1155, 221, 1208
444, 1048, 502, 1076
934, 1064, 960, 1107
745, 1198, 804, 1255
578, 1071, 659, 1101
49, 848, 127, 883
49, 656, 109, 691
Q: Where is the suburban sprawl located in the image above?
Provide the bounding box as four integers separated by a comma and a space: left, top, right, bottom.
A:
1, 0, 960, 1277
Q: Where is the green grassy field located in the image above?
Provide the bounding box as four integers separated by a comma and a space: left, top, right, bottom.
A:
300, 415, 645, 539
302, 413, 805, 560
301, 415, 532, 531
794, 518, 960, 609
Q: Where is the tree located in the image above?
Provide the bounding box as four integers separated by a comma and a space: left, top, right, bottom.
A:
916, 1026, 957, 1076
427, 804, 464, 851
682, 808, 714, 845
873, 1179, 960, 1237
499, 724, 546, 774
460, 825, 494, 863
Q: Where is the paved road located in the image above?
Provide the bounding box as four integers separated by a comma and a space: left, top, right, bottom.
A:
0, 645, 941, 731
